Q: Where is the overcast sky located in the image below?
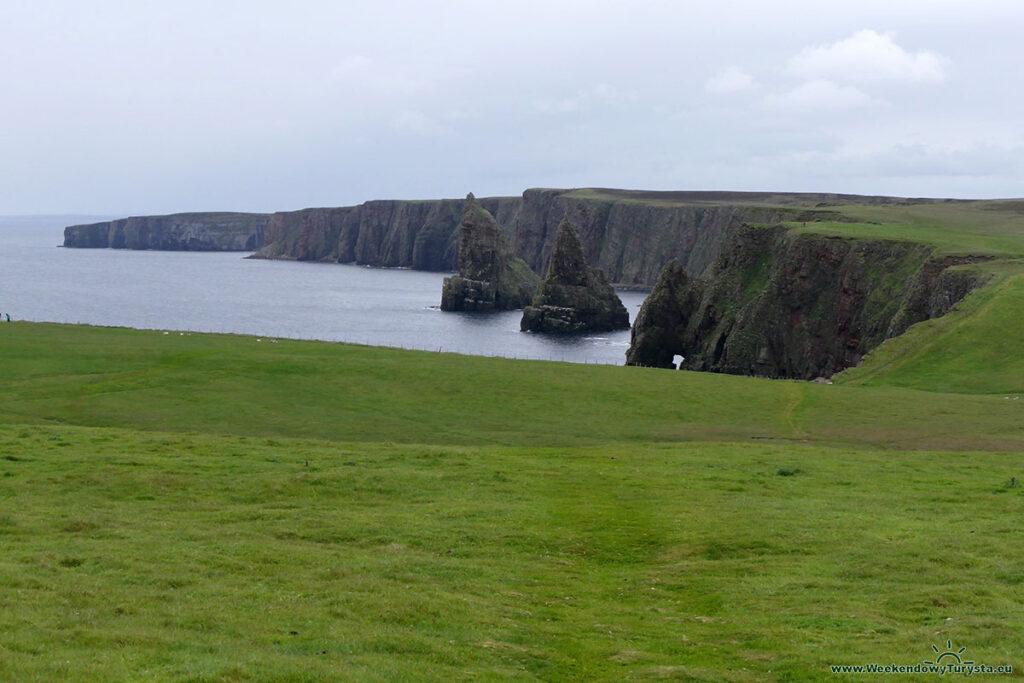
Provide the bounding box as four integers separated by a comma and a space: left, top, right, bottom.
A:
2, 0, 1023, 214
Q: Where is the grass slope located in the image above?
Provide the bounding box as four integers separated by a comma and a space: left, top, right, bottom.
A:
2, 323, 1024, 450
837, 269, 1024, 394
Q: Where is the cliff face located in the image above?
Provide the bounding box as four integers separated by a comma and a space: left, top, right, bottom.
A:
521, 221, 630, 332
254, 190, 840, 286
63, 213, 270, 251
440, 195, 541, 312
505, 190, 833, 286
63, 190, 842, 286
626, 224, 989, 379
255, 198, 523, 271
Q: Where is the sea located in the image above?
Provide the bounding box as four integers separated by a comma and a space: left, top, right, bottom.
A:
0, 216, 647, 365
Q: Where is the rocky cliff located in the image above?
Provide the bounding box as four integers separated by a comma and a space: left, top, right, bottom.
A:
440, 194, 540, 312
253, 190, 841, 286
63, 213, 269, 251
626, 223, 989, 379
63, 190, 845, 285
521, 220, 630, 332
253, 198, 524, 271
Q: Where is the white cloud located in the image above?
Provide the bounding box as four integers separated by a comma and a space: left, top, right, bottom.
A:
329, 55, 434, 97
533, 83, 626, 114
390, 111, 452, 137
332, 55, 373, 76
763, 79, 877, 112
705, 67, 757, 94
788, 29, 948, 84
830, 140, 1024, 177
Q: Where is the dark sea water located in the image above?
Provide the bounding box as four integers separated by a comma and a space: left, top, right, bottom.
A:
0, 216, 647, 365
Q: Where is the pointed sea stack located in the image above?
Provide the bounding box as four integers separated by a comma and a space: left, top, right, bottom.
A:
440, 193, 540, 311
520, 220, 630, 333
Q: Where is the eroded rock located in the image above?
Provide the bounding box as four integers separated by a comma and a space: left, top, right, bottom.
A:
440, 194, 540, 311
626, 223, 990, 379
520, 221, 630, 333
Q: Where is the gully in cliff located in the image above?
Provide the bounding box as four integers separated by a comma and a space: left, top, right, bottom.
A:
439, 193, 540, 312
520, 220, 630, 333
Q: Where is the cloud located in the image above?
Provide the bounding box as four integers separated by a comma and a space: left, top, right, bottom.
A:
788, 29, 948, 84
532, 83, 626, 114
763, 79, 877, 112
705, 67, 757, 94
390, 110, 452, 137
329, 55, 434, 97
832, 140, 1024, 177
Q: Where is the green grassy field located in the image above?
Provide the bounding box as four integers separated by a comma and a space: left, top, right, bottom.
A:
1, 319, 1023, 681
2, 425, 1022, 681
5, 192, 1024, 680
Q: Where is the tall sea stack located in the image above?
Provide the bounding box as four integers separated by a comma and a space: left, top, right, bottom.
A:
440, 194, 540, 312
520, 220, 630, 333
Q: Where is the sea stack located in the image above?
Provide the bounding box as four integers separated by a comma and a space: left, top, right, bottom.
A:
440, 193, 540, 312
520, 220, 630, 333
625, 258, 701, 368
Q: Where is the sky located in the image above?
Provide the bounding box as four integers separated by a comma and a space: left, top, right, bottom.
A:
2, 0, 1023, 214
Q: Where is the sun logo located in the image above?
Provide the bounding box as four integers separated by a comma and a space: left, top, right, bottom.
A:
923, 639, 974, 666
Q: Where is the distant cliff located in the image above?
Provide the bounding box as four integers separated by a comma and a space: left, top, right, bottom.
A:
253, 198, 523, 271
254, 189, 840, 286
63, 213, 270, 251
59, 189, 866, 286
626, 223, 989, 379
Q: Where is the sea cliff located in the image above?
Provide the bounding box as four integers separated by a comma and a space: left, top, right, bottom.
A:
626, 223, 989, 379
63, 213, 269, 251
62, 190, 855, 285
252, 189, 841, 286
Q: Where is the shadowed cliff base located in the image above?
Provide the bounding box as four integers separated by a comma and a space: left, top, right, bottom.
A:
521, 220, 630, 333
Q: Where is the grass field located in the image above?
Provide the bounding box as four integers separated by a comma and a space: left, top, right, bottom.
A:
5, 192, 1024, 680
1, 319, 1024, 681
2, 424, 1022, 681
